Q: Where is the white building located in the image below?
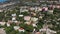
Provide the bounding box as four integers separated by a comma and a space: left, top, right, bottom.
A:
0, 22, 6, 26
0, 10, 3, 12
39, 28, 56, 34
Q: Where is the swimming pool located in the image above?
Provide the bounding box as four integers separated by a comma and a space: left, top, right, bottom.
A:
0, 0, 7, 3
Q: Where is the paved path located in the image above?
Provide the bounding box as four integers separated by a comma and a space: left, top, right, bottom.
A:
0, 28, 6, 34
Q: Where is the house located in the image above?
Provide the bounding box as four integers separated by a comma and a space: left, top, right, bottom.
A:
0, 10, 3, 12
35, 32, 40, 34
14, 26, 20, 30
0, 22, 6, 26
6, 23, 10, 27
32, 23, 37, 27
12, 17, 16, 21
39, 28, 56, 34
19, 15, 23, 17
12, 14, 16, 17
24, 21, 31, 25
37, 7, 42, 11
29, 7, 35, 11
20, 8, 28, 13
48, 10, 53, 14
24, 16, 31, 21
18, 27, 25, 32
31, 17, 38, 22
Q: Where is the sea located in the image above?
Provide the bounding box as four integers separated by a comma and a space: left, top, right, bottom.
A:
0, 0, 7, 3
